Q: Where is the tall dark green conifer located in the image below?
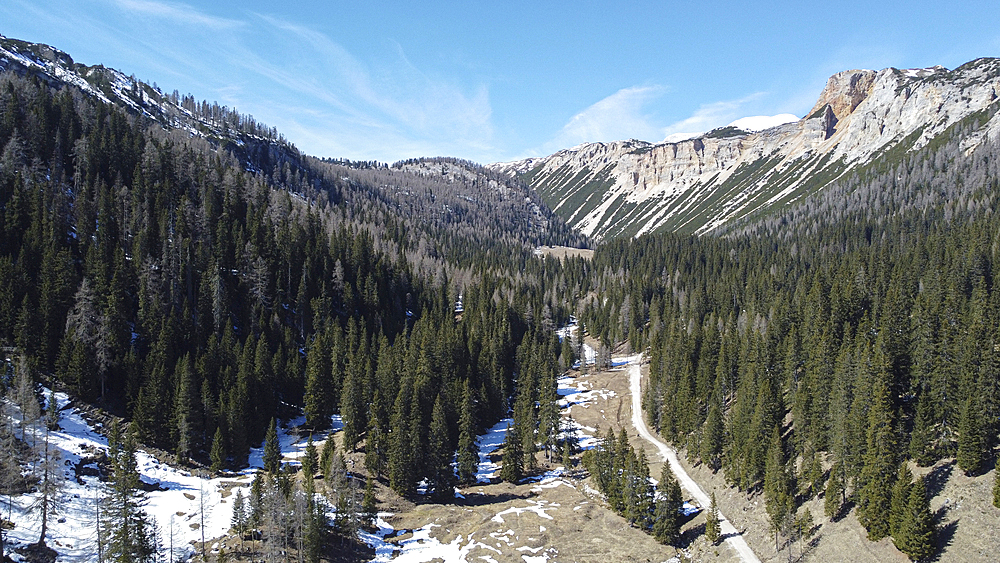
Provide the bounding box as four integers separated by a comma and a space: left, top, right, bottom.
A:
857, 370, 898, 541
956, 392, 985, 475
895, 477, 935, 561
653, 463, 683, 545
764, 427, 792, 553
457, 382, 480, 485
263, 418, 281, 474
889, 463, 913, 539
102, 421, 155, 562
428, 394, 457, 501
500, 421, 523, 483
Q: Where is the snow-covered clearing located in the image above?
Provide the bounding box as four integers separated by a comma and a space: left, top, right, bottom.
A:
555, 321, 595, 367
3, 390, 341, 562
360, 509, 559, 563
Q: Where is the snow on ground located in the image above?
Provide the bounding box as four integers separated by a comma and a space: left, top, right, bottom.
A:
557, 373, 615, 408
474, 417, 512, 483
3, 389, 340, 562
359, 513, 498, 563
555, 322, 595, 367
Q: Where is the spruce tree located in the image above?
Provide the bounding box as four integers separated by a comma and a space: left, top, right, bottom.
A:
956, 392, 985, 475
824, 461, 844, 520
456, 382, 480, 485
102, 421, 156, 562
764, 427, 792, 553
320, 434, 337, 481
857, 372, 898, 541
653, 463, 683, 545
626, 450, 654, 529
362, 475, 377, 529
388, 376, 416, 496
896, 477, 935, 561
428, 394, 457, 501
302, 434, 318, 480
263, 418, 281, 474
889, 463, 913, 540
700, 400, 724, 472
994, 464, 1000, 509
705, 491, 722, 545
500, 421, 524, 483
303, 331, 331, 430
210, 427, 225, 473
339, 368, 363, 452
231, 489, 247, 550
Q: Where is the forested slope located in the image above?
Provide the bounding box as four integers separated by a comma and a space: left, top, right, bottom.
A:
0, 52, 587, 508
577, 105, 1000, 556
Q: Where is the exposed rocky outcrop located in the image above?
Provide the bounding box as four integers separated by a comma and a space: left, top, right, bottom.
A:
495, 58, 1000, 239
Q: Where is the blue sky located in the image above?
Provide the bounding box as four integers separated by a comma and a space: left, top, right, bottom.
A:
2, 0, 998, 163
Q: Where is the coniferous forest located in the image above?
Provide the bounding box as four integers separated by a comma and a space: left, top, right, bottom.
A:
579, 103, 1000, 553
0, 70, 582, 503
4, 36, 1000, 563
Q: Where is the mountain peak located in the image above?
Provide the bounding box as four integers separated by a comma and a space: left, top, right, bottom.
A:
807, 69, 878, 121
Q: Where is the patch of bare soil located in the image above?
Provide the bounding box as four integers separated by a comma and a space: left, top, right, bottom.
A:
534, 246, 595, 260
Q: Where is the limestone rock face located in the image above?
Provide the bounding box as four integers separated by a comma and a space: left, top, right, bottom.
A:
495, 58, 1000, 240
808, 70, 878, 120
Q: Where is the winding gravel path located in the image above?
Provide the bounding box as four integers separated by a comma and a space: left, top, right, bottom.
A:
626, 355, 762, 563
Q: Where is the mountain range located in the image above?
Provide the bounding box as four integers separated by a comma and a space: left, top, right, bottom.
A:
493, 59, 1000, 240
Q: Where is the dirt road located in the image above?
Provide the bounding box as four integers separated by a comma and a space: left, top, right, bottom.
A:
626, 355, 762, 563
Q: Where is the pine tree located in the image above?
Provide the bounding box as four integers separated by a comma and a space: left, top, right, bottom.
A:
263, 418, 281, 474
653, 463, 683, 545
32, 422, 64, 548
895, 477, 935, 561
705, 491, 722, 545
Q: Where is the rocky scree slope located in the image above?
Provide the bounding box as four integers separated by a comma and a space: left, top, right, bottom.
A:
494, 59, 1000, 240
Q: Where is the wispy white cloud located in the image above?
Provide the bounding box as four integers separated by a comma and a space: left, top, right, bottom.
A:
112, 0, 243, 30
535, 88, 773, 154
542, 86, 667, 152
249, 15, 494, 157
660, 93, 765, 140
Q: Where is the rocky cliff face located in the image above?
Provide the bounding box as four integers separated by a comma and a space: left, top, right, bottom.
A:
495, 59, 1000, 239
